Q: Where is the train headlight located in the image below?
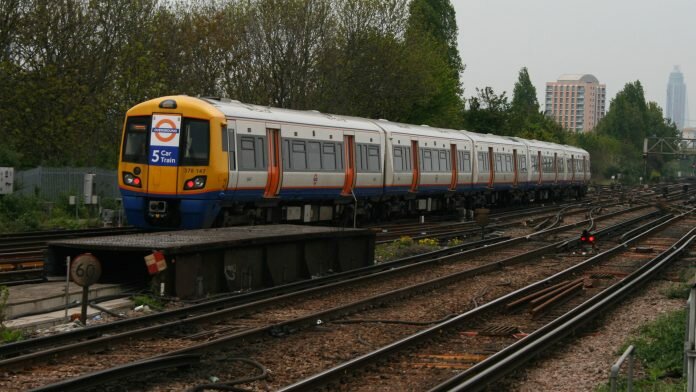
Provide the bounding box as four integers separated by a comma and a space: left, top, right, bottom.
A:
184, 176, 207, 190
122, 172, 142, 188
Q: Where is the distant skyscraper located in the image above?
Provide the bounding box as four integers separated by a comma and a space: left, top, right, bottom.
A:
666, 66, 686, 130
544, 74, 606, 132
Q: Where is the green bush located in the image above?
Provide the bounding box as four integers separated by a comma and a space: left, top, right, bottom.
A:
375, 236, 441, 263
0, 286, 23, 344
0, 193, 106, 233
630, 309, 686, 380
663, 283, 690, 300
132, 294, 163, 311
596, 310, 687, 391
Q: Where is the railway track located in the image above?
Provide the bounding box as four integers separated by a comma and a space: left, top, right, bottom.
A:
374, 202, 605, 244
0, 204, 665, 391
0, 227, 139, 285
280, 211, 696, 391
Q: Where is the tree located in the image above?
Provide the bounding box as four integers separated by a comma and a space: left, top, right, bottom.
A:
510, 67, 540, 120
593, 80, 680, 181
464, 87, 510, 134
404, 0, 464, 128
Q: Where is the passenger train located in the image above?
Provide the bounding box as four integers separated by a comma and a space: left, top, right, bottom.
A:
118, 96, 590, 229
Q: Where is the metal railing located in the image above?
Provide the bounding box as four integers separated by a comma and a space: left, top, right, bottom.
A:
610, 345, 635, 392
686, 284, 696, 392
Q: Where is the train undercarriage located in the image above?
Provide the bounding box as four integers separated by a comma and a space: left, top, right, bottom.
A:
215, 186, 587, 227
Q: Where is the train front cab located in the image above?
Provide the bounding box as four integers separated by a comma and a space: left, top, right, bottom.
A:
118, 96, 228, 229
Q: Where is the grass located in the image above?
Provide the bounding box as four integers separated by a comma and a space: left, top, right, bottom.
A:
0, 193, 108, 233
375, 236, 441, 263
0, 286, 23, 344
132, 294, 164, 311
596, 309, 688, 391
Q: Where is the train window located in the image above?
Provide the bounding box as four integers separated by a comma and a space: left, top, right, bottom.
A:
308, 141, 321, 170
494, 154, 503, 172
238, 135, 267, 170
356, 144, 367, 171
122, 116, 149, 164
422, 149, 433, 172
367, 146, 380, 172
322, 143, 337, 171
460, 151, 471, 173
439, 151, 449, 171
531, 154, 539, 173
224, 125, 236, 171
404, 147, 412, 171
518, 155, 527, 173
292, 141, 307, 170
393, 147, 403, 172
282, 139, 290, 170
180, 119, 210, 166
504, 154, 512, 172
337, 142, 344, 170
239, 137, 256, 170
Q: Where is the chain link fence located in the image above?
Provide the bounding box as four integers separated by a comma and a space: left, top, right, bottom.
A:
14, 167, 119, 202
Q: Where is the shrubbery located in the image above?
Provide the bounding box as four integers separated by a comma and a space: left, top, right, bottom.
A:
0, 194, 106, 233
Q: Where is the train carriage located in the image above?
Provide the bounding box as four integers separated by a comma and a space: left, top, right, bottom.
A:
118, 96, 590, 229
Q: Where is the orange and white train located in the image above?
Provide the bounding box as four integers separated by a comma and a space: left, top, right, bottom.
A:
118, 96, 590, 229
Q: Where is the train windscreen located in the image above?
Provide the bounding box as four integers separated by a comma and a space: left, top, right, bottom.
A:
180, 119, 210, 166
122, 116, 150, 164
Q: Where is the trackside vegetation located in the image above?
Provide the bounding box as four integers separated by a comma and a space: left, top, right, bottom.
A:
597, 309, 687, 392
0, 194, 104, 233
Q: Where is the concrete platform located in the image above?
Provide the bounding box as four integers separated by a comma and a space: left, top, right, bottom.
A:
4, 280, 132, 321
5, 297, 133, 332
46, 225, 375, 299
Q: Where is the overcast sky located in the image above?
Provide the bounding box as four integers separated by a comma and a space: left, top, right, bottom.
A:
453, 0, 696, 128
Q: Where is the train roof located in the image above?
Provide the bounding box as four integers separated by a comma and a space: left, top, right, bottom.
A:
461, 131, 527, 147
147, 96, 589, 156
200, 97, 383, 132
373, 120, 472, 141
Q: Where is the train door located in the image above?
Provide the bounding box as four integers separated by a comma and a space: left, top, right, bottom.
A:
341, 135, 356, 196
537, 151, 543, 185
148, 113, 181, 195
582, 156, 587, 181
487, 146, 495, 188
264, 128, 282, 198
569, 155, 575, 183
553, 152, 558, 184
410, 140, 420, 193
225, 121, 238, 193
512, 149, 518, 187
449, 144, 457, 191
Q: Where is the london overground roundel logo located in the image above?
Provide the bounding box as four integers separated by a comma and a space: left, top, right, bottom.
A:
149, 114, 181, 166
152, 118, 178, 143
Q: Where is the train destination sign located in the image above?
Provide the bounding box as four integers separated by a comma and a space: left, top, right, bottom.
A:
149, 114, 181, 166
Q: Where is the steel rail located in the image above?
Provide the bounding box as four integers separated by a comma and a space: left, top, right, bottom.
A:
0, 205, 651, 365
437, 227, 696, 391
26, 208, 664, 390
29, 354, 200, 392
277, 210, 693, 392
0, 235, 506, 360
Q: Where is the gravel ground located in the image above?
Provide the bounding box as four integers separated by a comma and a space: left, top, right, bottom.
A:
500, 278, 687, 392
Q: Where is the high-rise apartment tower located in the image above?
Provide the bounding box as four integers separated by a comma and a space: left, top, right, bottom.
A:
666, 66, 686, 130
545, 74, 606, 132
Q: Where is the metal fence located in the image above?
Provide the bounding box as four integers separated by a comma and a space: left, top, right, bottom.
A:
687, 284, 696, 392
14, 167, 119, 202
